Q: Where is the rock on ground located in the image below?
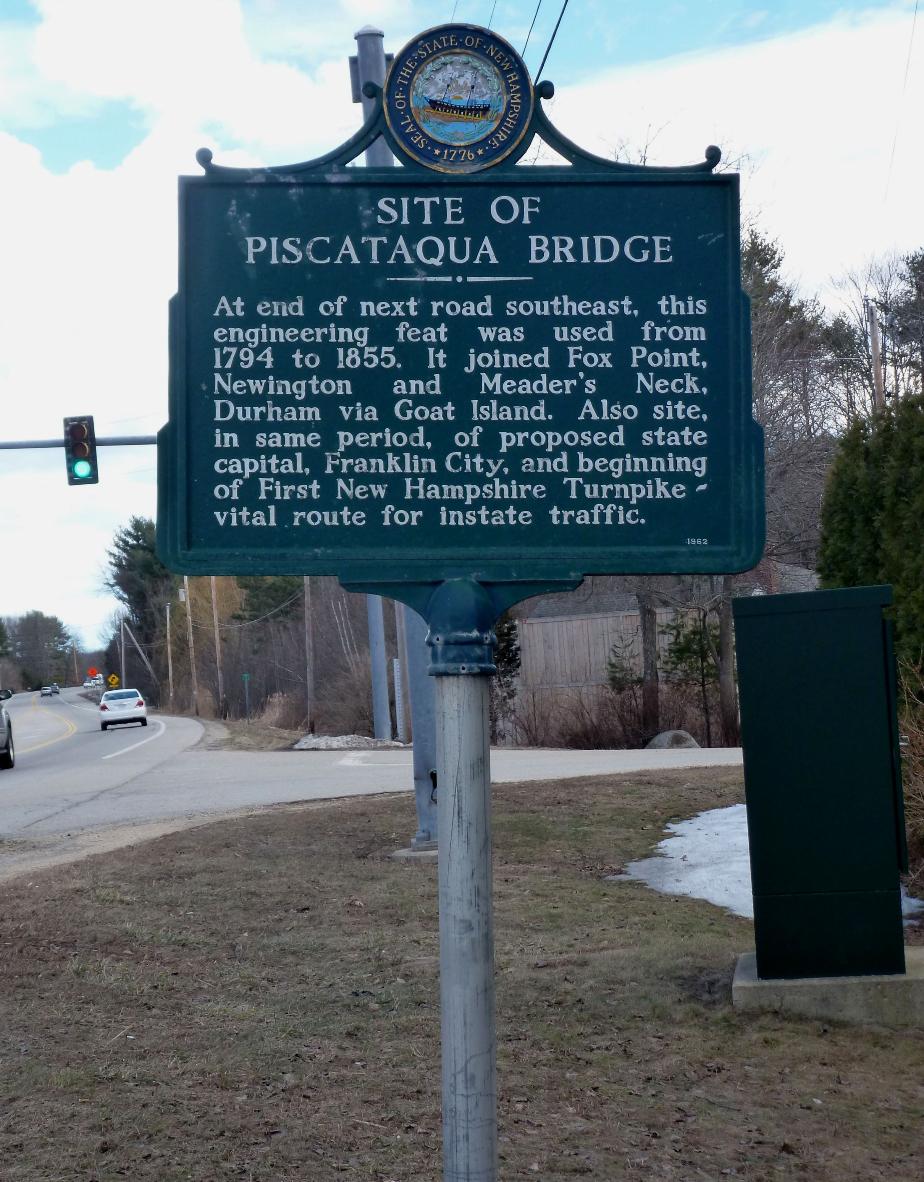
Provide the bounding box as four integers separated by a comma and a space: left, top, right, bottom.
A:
646, 729, 700, 750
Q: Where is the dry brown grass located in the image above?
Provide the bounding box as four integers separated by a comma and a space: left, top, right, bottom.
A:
1, 769, 922, 1181
199, 717, 307, 752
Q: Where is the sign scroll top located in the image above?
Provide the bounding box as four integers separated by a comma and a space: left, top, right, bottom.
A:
158, 23, 763, 583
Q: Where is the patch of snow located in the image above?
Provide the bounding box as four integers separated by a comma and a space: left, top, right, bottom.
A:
613, 804, 923, 925
292, 734, 406, 751
904, 891, 924, 919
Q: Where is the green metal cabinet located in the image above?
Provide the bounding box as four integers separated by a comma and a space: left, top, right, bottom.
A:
733, 586, 908, 979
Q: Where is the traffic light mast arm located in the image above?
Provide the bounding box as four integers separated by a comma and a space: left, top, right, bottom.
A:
0, 435, 157, 449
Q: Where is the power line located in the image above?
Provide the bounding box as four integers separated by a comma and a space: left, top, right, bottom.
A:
186, 587, 305, 631
521, 1, 543, 57
221, 587, 306, 629
534, 0, 570, 81
884, 0, 919, 203
487, 1, 499, 29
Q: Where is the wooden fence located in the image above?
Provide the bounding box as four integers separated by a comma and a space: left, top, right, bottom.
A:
517, 609, 680, 690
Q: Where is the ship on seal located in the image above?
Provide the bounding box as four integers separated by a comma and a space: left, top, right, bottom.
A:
426, 78, 491, 122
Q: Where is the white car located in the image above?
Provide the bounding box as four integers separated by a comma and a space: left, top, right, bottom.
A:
99, 689, 148, 731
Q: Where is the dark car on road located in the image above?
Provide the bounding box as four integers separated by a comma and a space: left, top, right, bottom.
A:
0, 689, 13, 770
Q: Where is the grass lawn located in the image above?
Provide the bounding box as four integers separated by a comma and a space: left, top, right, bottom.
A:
1, 767, 922, 1180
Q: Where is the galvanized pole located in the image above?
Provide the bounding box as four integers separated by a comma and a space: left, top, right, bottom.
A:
351, 26, 394, 743
436, 675, 497, 1181
428, 579, 500, 1182
303, 576, 315, 733
183, 575, 200, 716
393, 657, 407, 741
210, 575, 225, 716
165, 601, 175, 710
394, 601, 411, 741
367, 594, 392, 740
350, 28, 439, 831
406, 606, 438, 846
352, 25, 394, 166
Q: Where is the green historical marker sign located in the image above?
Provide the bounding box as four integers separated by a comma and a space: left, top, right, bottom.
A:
158, 27, 763, 586
156, 26, 766, 1182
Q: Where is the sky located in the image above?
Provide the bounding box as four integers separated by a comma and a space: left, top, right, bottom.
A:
0, 0, 921, 650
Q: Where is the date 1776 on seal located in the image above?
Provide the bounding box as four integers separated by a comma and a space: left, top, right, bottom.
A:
384, 24, 534, 173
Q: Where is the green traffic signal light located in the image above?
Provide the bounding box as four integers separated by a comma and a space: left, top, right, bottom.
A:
63, 415, 99, 485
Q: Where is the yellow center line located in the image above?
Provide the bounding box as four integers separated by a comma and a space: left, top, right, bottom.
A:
18, 695, 79, 754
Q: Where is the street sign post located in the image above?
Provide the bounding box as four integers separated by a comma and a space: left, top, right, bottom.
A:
157, 23, 763, 1182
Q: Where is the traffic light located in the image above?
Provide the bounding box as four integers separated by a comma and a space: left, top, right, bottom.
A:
63, 416, 99, 485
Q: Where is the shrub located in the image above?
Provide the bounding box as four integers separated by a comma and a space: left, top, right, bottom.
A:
899, 665, 924, 881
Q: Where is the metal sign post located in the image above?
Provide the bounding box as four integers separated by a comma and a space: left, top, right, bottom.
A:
157, 23, 762, 1182
437, 671, 495, 1175
427, 579, 505, 1181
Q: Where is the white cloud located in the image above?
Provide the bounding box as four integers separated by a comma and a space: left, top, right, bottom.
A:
1, 2, 922, 646
28, 0, 359, 157
542, 5, 923, 301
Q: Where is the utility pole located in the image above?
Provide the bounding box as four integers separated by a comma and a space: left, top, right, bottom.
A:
120, 618, 126, 686
866, 298, 886, 408
367, 595, 392, 740
405, 607, 438, 847
210, 575, 225, 717
182, 575, 200, 716
394, 601, 411, 742
166, 601, 175, 711
303, 576, 315, 732
393, 657, 406, 741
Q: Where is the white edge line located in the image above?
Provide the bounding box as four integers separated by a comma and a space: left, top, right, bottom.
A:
102, 719, 166, 760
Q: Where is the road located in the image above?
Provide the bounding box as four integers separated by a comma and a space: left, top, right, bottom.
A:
0, 686, 741, 880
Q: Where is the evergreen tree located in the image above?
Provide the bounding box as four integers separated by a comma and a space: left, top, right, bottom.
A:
817, 417, 880, 588
881, 397, 924, 663
8, 611, 73, 686
106, 517, 176, 640
819, 393, 924, 667
105, 516, 176, 700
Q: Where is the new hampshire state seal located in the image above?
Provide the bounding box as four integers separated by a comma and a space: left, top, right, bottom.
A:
384, 24, 534, 173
